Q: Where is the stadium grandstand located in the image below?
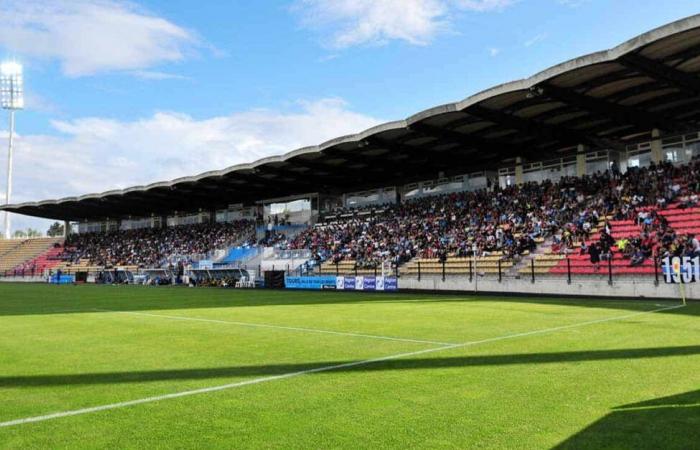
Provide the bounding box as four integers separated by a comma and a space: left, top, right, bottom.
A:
3, 15, 700, 298
1, 9, 700, 450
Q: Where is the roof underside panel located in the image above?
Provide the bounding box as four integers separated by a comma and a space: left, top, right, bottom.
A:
6, 14, 700, 221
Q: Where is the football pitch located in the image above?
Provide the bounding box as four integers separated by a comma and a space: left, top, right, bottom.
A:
0, 284, 697, 449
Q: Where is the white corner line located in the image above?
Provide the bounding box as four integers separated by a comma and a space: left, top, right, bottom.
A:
92, 308, 457, 346
0, 303, 684, 428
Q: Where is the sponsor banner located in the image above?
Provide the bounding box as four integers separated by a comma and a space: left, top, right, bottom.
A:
662, 256, 700, 283
285, 275, 338, 290
286, 276, 398, 291
49, 275, 75, 285
337, 276, 397, 292
344, 277, 357, 290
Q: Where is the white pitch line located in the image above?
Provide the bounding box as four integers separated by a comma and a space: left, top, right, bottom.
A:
92, 308, 456, 346
0, 303, 684, 428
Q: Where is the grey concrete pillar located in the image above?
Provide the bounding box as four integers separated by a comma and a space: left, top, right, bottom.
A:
515, 157, 524, 185
650, 128, 663, 163
576, 144, 587, 177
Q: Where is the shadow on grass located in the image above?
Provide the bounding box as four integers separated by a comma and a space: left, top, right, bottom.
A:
553, 389, 700, 450
1, 345, 698, 388
0, 283, 696, 317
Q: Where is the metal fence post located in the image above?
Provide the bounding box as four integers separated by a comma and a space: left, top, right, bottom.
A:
607, 256, 613, 286
531, 259, 535, 284
567, 257, 571, 285
469, 260, 473, 283
354, 265, 358, 277
417, 261, 421, 281
654, 253, 659, 286
498, 259, 502, 283
441, 259, 445, 282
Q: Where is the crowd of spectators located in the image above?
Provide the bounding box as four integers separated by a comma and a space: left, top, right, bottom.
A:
288, 159, 700, 269
54, 157, 700, 273
62, 220, 255, 267
573, 159, 700, 268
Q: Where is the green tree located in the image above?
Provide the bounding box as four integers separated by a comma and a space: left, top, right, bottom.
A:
12, 228, 43, 239
47, 222, 65, 237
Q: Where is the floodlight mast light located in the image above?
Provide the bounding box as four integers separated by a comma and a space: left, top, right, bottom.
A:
1, 61, 23, 240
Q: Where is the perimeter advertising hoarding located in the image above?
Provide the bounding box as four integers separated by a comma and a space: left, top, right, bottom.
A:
285, 276, 338, 290
285, 276, 397, 291
336, 276, 397, 291
48, 274, 75, 285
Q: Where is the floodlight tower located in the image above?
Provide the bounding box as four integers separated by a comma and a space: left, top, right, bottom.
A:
1, 62, 23, 239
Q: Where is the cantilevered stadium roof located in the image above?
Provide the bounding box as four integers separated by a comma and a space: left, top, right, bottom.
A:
6, 14, 700, 221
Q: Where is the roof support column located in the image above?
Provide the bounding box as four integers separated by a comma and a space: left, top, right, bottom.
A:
651, 129, 663, 164
63, 221, 71, 238
515, 157, 524, 185
576, 144, 588, 177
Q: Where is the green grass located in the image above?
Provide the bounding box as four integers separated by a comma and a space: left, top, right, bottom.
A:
0, 284, 697, 449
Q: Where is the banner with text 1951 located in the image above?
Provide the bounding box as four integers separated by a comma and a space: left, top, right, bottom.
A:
662, 256, 700, 283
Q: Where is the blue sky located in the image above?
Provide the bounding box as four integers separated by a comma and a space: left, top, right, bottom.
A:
2, 0, 700, 233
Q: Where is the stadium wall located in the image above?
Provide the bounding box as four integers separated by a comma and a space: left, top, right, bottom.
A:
0, 276, 45, 283
398, 276, 698, 300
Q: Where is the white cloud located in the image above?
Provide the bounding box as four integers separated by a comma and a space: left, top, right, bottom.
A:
318, 53, 341, 63
524, 32, 548, 47
488, 47, 501, 56
294, 0, 515, 48
556, 0, 589, 7
130, 70, 190, 81
1, 98, 382, 232
294, 0, 448, 48
0, 0, 198, 77
454, 0, 515, 12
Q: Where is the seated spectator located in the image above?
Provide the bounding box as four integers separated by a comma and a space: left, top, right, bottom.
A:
589, 243, 601, 271
630, 248, 647, 267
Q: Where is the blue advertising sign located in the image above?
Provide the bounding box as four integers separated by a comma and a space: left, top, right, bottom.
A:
336, 276, 397, 292
285, 276, 338, 290
383, 277, 398, 291
285, 276, 398, 291
49, 275, 75, 285
344, 277, 356, 290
